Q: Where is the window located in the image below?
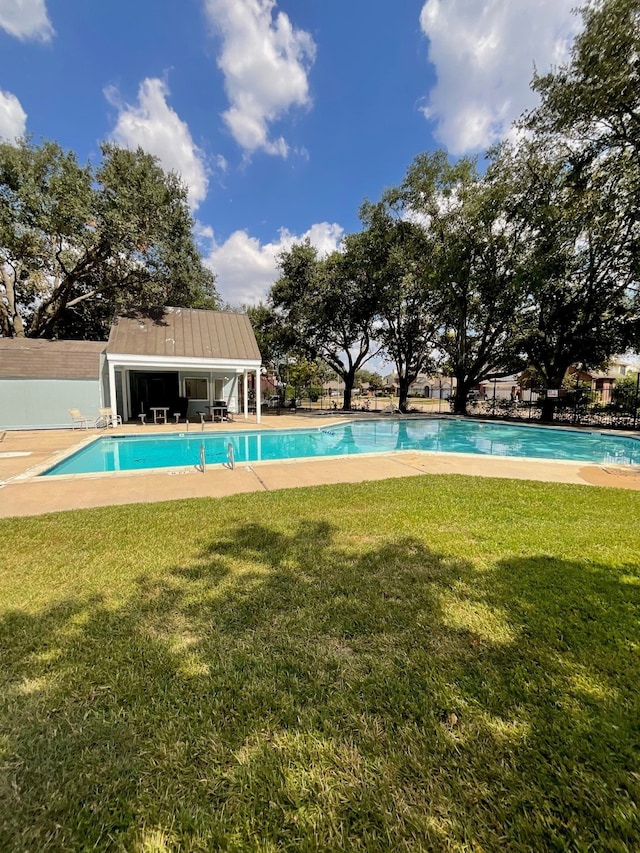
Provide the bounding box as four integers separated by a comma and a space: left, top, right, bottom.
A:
185, 377, 208, 400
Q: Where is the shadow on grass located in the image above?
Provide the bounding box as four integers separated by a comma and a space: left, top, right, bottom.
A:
0, 520, 638, 852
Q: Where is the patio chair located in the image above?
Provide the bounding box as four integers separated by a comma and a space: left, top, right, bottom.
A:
69, 408, 94, 429
97, 407, 123, 428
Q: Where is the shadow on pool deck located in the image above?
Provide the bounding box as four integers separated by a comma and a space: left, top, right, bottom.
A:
0, 415, 639, 518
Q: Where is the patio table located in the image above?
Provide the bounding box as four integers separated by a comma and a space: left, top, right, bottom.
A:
206, 405, 227, 422
150, 407, 169, 424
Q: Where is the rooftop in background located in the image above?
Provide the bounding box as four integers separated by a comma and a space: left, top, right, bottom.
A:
0, 339, 104, 379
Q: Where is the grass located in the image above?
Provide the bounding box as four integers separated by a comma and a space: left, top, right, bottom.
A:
0, 474, 639, 852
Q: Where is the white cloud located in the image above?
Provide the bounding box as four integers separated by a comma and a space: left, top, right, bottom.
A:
0, 88, 27, 140
204, 0, 316, 156
202, 221, 344, 305
0, 0, 53, 41
106, 78, 209, 210
419, 0, 581, 153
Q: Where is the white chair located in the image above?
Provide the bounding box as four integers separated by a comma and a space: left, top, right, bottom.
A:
97, 407, 123, 428
69, 408, 94, 429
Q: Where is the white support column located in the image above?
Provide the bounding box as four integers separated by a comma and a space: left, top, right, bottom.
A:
255, 368, 262, 423
122, 368, 130, 423
108, 359, 117, 417
243, 371, 249, 420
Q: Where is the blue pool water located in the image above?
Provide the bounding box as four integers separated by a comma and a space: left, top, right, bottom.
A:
41, 418, 640, 476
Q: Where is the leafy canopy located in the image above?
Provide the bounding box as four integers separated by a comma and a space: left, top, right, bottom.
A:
269, 240, 379, 409
0, 138, 217, 339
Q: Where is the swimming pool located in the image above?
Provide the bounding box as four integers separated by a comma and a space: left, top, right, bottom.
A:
41, 418, 640, 476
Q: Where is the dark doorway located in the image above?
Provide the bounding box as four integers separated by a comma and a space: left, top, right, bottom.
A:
130, 371, 179, 417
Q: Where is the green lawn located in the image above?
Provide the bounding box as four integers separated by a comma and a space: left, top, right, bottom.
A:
1, 475, 638, 852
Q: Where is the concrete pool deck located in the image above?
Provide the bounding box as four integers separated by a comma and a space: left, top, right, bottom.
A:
1, 413, 639, 518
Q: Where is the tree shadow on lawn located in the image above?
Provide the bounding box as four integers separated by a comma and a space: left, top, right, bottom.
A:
0, 521, 638, 852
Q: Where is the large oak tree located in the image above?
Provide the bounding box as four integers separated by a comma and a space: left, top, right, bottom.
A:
497, 139, 634, 421
270, 241, 379, 410
351, 201, 439, 413
525, 0, 640, 357
0, 138, 217, 339
393, 151, 530, 414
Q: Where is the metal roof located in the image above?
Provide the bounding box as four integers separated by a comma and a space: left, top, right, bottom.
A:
105, 307, 261, 361
0, 339, 103, 379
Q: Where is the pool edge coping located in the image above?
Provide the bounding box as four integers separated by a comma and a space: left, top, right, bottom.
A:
23, 415, 640, 483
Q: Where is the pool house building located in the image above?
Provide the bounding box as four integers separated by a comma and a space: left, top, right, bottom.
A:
0, 307, 263, 429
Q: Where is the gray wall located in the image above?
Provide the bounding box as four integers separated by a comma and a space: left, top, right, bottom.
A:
0, 378, 101, 429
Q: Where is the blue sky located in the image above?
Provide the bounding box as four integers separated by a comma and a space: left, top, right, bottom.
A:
0, 0, 583, 307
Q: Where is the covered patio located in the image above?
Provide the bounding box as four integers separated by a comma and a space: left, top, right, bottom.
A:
104, 308, 263, 424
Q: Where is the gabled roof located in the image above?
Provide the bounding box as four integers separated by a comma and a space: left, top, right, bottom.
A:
105, 307, 261, 361
0, 338, 103, 379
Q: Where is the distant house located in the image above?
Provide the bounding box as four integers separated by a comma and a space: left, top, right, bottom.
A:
479, 358, 639, 404
383, 371, 454, 399
578, 356, 639, 403
512, 357, 638, 405
323, 379, 345, 397
0, 307, 263, 429
477, 375, 523, 402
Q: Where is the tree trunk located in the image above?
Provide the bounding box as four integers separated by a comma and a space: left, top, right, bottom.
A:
540, 372, 567, 423
1, 269, 25, 337
452, 377, 469, 414
342, 368, 357, 410
398, 376, 411, 413
540, 396, 557, 423
342, 384, 352, 410
452, 396, 467, 415
30, 240, 109, 338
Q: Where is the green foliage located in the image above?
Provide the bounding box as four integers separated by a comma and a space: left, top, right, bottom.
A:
525, 0, 640, 360
353, 200, 439, 412
613, 370, 640, 409
494, 140, 633, 406
270, 241, 379, 409
246, 302, 294, 372
1, 478, 639, 850
246, 6, 640, 419
389, 150, 531, 414
0, 138, 217, 339
282, 357, 325, 394
529, 0, 640, 162
355, 369, 383, 390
